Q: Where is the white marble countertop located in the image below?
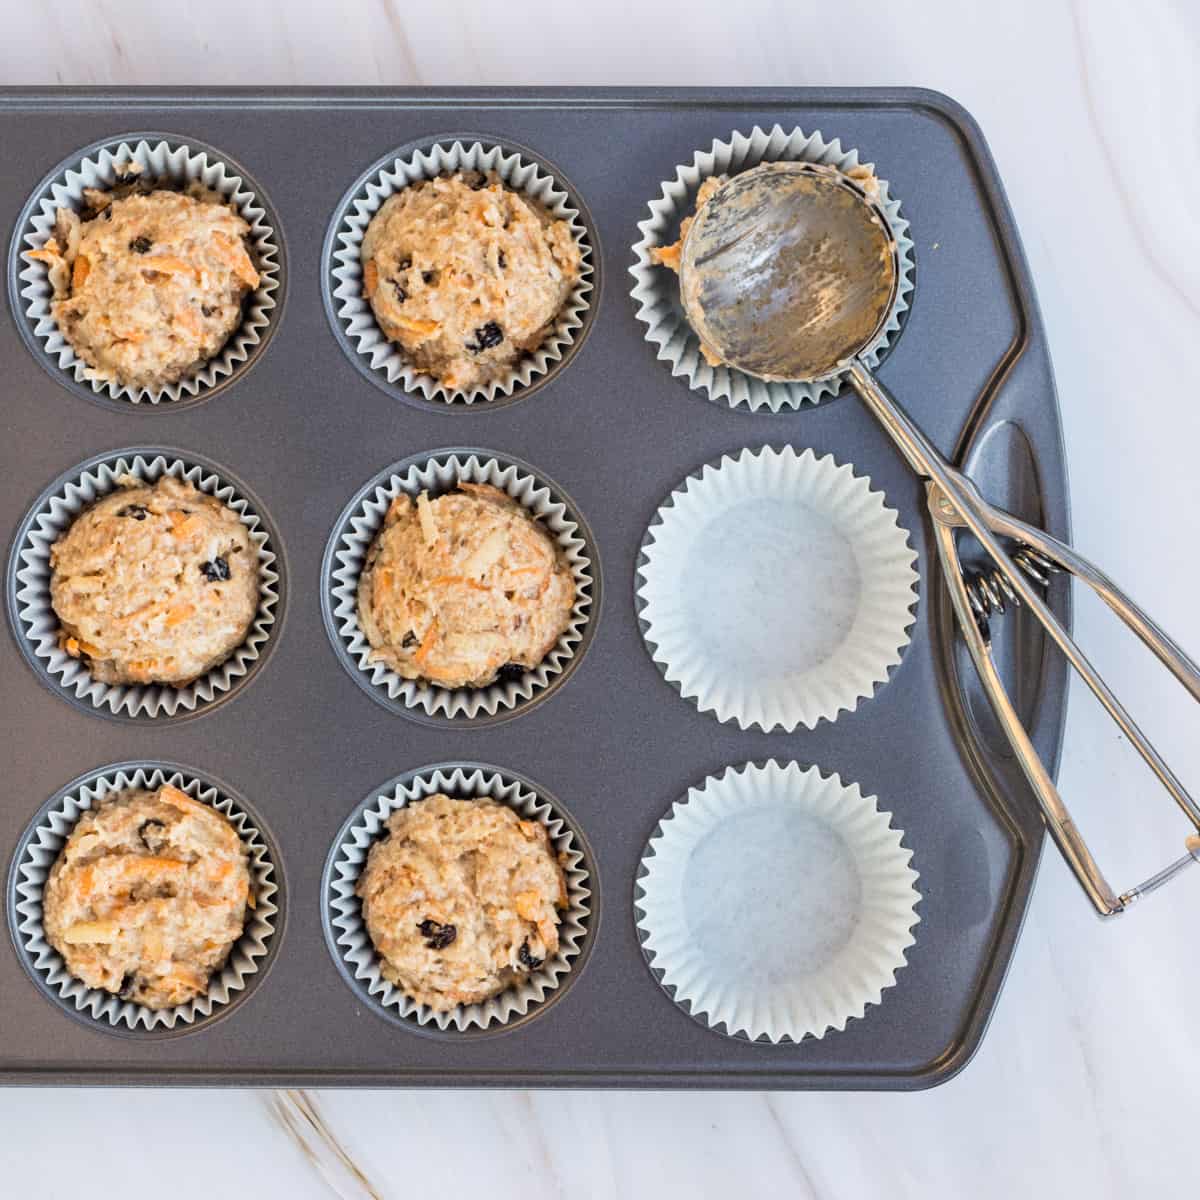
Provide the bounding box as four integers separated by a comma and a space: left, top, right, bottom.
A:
2, 0, 1198, 1195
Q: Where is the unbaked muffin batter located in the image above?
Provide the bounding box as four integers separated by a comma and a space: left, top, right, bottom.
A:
357, 482, 575, 689
43, 784, 252, 1010
50, 474, 259, 686
360, 171, 581, 392
26, 166, 259, 390
650, 175, 727, 366
355, 793, 567, 1011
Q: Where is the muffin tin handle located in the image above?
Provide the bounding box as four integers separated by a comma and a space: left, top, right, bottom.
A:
848, 361, 1200, 917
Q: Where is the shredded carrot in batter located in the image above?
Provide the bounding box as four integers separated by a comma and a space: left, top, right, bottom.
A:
429, 574, 490, 593
362, 258, 379, 299
413, 619, 440, 666
165, 603, 194, 628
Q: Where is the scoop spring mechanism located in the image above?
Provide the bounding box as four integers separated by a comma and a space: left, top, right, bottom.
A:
962, 547, 1060, 637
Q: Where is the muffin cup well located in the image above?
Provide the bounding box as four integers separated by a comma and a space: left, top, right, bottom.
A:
635, 760, 920, 1044
7, 448, 284, 721
8, 761, 282, 1036
636, 445, 919, 732
629, 124, 915, 413
322, 449, 599, 725
10, 134, 284, 407
323, 762, 596, 1036
324, 136, 598, 408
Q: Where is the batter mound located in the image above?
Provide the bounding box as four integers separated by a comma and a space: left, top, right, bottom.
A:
357, 482, 575, 690
43, 784, 253, 1010
359, 170, 582, 392
355, 793, 568, 1011
50, 474, 259, 687
26, 167, 260, 390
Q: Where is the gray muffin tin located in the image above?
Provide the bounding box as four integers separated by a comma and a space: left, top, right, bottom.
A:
0, 87, 1070, 1089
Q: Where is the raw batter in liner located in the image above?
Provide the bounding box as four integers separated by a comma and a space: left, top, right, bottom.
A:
50, 474, 259, 687
43, 784, 253, 1010
357, 482, 575, 690
360, 170, 581, 392
355, 793, 567, 1011
25, 164, 260, 390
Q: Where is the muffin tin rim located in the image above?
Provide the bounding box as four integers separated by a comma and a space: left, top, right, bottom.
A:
319, 129, 603, 413
319, 444, 603, 728
5, 128, 289, 414
319, 759, 601, 1041
6, 757, 289, 1041
4, 443, 290, 725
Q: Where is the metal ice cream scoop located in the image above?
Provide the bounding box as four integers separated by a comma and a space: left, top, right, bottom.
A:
680, 160, 1200, 918
680, 162, 898, 382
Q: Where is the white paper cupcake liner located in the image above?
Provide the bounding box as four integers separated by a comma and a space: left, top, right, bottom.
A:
630, 125, 914, 412
8, 762, 281, 1034
323, 763, 595, 1033
326, 137, 596, 406
12, 134, 282, 405
636, 445, 918, 732
8, 449, 283, 720
635, 760, 920, 1044
322, 450, 599, 723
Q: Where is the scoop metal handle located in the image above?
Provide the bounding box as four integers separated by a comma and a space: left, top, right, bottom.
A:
931, 512, 1200, 914
848, 360, 1200, 916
